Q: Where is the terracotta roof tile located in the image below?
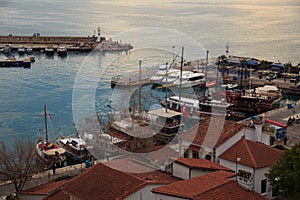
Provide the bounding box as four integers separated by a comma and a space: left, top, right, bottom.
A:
174, 157, 232, 171
219, 139, 283, 168
132, 170, 182, 184
106, 157, 181, 184
106, 157, 157, 173
152, 170, 235, 198
180, 117, 245, 147
19, 179, 68, 195
43, 190, 70, 200
194, 180, 268, 200
62, 163, 146, 200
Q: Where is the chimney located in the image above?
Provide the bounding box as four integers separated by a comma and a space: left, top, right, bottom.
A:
254, 120, 263, 143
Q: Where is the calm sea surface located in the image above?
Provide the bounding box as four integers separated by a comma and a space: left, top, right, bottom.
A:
0, 0, 299, 144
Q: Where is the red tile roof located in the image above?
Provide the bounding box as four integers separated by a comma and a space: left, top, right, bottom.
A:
106, 157, 181, 184
174, 157, 232, 171
194, 180, 268, 200
180, 117, 245, 147
43, 190, 70, 200
19, 179, 68, 195
132, 170, 182, 184
62, 163, 146, 200
106, 157, 157, 173
152, 170, 235, 199
219, 139, 283, 168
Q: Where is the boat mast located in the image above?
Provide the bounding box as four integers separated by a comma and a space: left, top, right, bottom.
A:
138, 60, 142, 115
179, 47, 184, 100
165, 62, 168, 113
44, 104, 48, 143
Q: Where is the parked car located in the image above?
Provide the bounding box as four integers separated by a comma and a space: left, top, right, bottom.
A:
290, 78, 299, 84
266, 73, 277, 80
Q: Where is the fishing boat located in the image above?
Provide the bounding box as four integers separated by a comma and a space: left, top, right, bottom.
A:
17, 45, 26, 55
25, 46, 33, 54
56, 132, 94, 164
36, 105, 66, 169
3, 44, 12, 54
45, 45, 55, 56
229, 85, 282, 113
57, 46, 67, 56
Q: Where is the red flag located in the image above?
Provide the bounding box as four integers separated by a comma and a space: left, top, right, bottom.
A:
49, 114, 53, 121
183, 103, 189, 118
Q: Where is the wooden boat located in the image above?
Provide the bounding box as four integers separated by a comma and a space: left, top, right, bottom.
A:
106, 107, 184, 151
36, 105, 66, 169
229, 85, 282, 113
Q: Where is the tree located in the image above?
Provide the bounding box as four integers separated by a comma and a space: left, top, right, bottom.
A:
265, 143, 300, 199
0, 138, 38, 193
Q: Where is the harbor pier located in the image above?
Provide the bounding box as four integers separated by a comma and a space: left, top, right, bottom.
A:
0, 35, 133, 52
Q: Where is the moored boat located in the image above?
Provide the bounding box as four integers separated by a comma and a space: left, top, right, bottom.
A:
229, 85, 282, 113
25, 46, 33, 54
36, 105, 66, 169
57, 133, 94, 164
107, 107, 184, 151
17, 45, 26, 55
57, 46, 67, 56
45, 45, 54, 56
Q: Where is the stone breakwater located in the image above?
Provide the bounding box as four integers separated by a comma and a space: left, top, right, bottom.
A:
0, 35, 133, 51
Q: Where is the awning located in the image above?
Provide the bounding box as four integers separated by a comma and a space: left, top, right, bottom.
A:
265, 119, 287, 128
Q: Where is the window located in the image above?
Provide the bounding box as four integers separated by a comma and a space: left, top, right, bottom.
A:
261, 179, 267, 193
192, 151, 199, 159
205, 154, 211, 161
183, 149, 189, 158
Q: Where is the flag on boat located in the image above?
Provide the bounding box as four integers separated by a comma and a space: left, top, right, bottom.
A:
49, 114, 53, 121
183, 103, 189, 118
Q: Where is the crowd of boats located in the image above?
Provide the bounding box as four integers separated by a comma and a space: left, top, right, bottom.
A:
35, 57, 286, 171
1, 43, 68, 57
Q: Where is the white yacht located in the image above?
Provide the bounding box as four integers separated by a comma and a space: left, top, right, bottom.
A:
173, 71, 205, 88
150, 65, 180, 85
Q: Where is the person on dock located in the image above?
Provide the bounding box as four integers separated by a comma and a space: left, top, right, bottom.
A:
284, 137, 287, 145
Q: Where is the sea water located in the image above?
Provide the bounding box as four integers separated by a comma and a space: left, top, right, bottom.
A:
0, 0, 299, 145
